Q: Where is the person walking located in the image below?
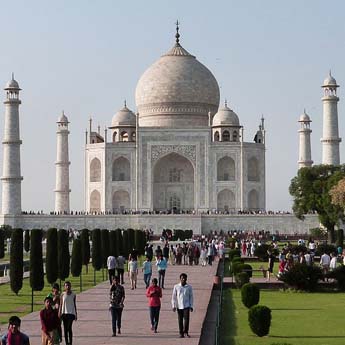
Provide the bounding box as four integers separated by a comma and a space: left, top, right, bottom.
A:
171, 273, 194, 338
116, 254, 126, 284
40, 297, 60, 345
266, 250, 275, 282
142, 256, 152, 288
58, 281, 77, 345
1, 316, 30, 345
156, 254, 167, 289
47, 283, 62, 343
128, 257, 138, 290
109, 276, 125, 337
146, 278, 162, 333
107, 255, 117, 285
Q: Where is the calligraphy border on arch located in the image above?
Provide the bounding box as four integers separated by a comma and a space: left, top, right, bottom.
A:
151, 145, 196, 165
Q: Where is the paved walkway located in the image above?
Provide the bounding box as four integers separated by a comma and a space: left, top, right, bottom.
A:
19, 263, 218, 345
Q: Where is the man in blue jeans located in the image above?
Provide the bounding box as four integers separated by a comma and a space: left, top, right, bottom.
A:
142, 256, 152, 288
109, 276, 125, 337
171, 273, 194, 338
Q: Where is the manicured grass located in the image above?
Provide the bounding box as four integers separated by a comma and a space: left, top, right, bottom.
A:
0, 265, 106, 325
220, 288, 345, 345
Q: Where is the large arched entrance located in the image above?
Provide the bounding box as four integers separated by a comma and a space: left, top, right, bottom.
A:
112, 190, 130, 213
153, 152, 194, 212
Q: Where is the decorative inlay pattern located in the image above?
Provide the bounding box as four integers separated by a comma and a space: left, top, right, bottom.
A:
151, 145, 196, 164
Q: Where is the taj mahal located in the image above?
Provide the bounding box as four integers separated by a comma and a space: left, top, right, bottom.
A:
1, 25, 336, 234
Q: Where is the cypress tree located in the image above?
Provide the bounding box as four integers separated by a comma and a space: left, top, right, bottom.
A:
122, 230, 129, 258
91, 229, 102, 270
134, 230, 141, 254
24, 230, 30, 253
81, 229, 90, 273
101, 229, 110, 268
71, 238, 82, 277
127, 228, 135, 253
46, 228, 58, 284
10, 228, 23, 295
57, 229, 70, 281
30, 229, 44, 291
109, 230, 117, 257
0, 228, 5, 259
115, 229, 123, 256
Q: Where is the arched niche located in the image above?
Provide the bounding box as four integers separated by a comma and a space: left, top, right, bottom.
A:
222, 130, 230, 142
217, 189, 235, 211
248, 157, 260, 181
112, 190, 130, 213
153, 152, 194, 211
90, 190, 101, 212
90, 158, 101, 182
112, 157, 130, 181
217, 156, 235, 181
248, 189, 259, 210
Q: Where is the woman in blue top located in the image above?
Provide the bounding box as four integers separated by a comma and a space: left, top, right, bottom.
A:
156, 254, 167, 289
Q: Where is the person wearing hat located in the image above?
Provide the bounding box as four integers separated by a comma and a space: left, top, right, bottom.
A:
1, 316, 30, 345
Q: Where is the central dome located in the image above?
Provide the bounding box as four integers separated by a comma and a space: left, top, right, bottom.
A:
135, 42, 220, 128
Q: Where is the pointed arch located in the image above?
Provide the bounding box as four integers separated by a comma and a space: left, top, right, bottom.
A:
248, 189, 259, 210
112, 190, 130, 213
214, 131, 220, 142
90, 190, 101, 212
90, 158, 101, 182
222, 130, 230, 142
217, 156, 235, 181
248, 157, 260, 181
112, 157, 130, 181
217, 189, 235, 211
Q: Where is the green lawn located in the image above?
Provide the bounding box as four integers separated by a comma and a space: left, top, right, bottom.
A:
220, 288, 345, 345
0, 265, 106, 325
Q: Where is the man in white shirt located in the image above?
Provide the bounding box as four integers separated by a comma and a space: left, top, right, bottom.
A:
107, 255, 117, 285
320, 252, 331, 275
171, 273, 194, 338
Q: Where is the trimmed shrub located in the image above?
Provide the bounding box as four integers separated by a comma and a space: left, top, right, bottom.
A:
228, 249, 241, 260
328, 265, 345, 290
115, 229, 123, 256
24, 230, 30, 253
278, 263, 322, 291
248, 305, 271, 337
57, 229, 70, 281
30, 229, 44, 291
10, 228, 23, 295
289, 245, 307, 255
109, 230, 117, 257
235, 272, 250, 288
122, 230, 129, 258
0, 228, 5, 259
241, 283, 260, 308
71, 238, 82, 277
81, 229, 90, 272
127, 228, 135, 252
241, 264, 253, 278
336, 229, 344, 249
254, 244, 278, 261
91, 229, 102, 271
46, 228, 58, 284
315, 243, 336, 256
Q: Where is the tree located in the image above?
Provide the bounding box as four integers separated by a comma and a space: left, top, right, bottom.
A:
46, 228, 58, 284
122, 230, 129, 258
101, 229, 110, 268
0, 228, 5, 259
91, 229, 102, 270
30, 229, 44, 291
10, 228, 23, 295
115, 229, 123, 255
290, 165, 345, 242
57, 229, 70, 281
109, 230, 117, 257
71, 238, 82, 277
127, 228, 135, 253
24, 230, 30, 253
81, 229, 90, 273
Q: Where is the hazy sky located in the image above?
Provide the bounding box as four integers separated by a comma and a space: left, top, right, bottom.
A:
0, 0, 344, 212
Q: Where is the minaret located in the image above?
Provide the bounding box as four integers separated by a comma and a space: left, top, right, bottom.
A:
298, 109, 313, 169
321, 71, 341, 165
55, 111, 71, 213
1, 75, 23, 215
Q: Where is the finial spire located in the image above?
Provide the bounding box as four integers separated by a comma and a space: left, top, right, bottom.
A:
124, 99, 127, 108
175, 20, 180, 45
11, 72, 14, 80
224, 99, 228, 107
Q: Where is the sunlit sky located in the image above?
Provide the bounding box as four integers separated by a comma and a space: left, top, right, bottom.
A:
0, 0, 344, 212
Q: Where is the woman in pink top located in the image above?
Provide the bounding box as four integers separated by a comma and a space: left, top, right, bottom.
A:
146, 278, 162, 333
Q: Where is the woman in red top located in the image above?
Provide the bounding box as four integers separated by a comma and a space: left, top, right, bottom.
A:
146, 278, 162, 333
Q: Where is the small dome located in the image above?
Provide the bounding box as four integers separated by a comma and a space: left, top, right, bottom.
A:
323, 71, 338, 87
58, 111, 69, 123
299, 109, 311, 122
111, 105, 136, 127
212, 103, 240, 127
5, 77, 20, 90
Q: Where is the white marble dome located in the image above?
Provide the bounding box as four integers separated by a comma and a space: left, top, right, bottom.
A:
212, 103, 240, 127
111, 105, 136, 127
58, 111, 69, 123
5, 78, 20, 90
135, 42, 220, 128
323, 71, 337, 87
299, 110, 311, 122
